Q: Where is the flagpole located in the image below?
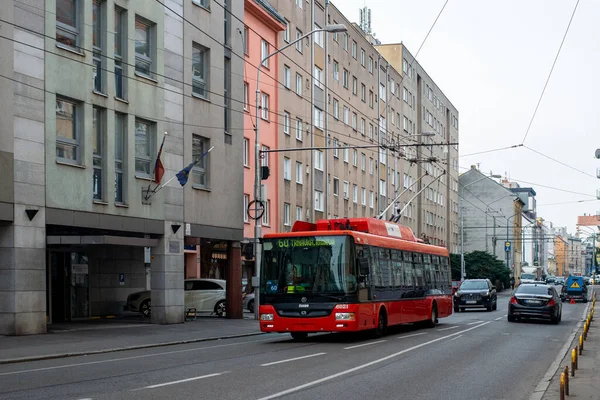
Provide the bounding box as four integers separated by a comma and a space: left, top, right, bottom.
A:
145, 132, 168, 200
150, 146, 215, 197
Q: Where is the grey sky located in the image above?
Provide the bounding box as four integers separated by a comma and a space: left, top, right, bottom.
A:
334, 0, 599, 234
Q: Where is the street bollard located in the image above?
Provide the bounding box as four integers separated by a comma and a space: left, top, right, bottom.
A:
571, 348, 577, 374
560, 372, 565, 400
564, 366, 570, 395
580, 334, 584, 353
574, 347, 579, 369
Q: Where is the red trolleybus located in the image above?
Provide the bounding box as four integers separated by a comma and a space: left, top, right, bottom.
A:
258, 217, 453, 340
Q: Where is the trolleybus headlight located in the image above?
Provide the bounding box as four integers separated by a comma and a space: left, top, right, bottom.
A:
335, 312, 355, 321
260, 314, 274, 321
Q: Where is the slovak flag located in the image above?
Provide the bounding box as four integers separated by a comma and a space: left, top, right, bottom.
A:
153, 133, 167, 184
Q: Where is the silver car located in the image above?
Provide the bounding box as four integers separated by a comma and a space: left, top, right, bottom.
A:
242, 292, 255, 313
126, 278, 227, 317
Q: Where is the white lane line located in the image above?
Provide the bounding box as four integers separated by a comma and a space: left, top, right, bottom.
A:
445, 334, 463, 343
437, 326, 459, 331
136, 372, 225, 390
397, 332, 428, 339
343, 340, 386, 350
260, 352, 326, 367
503, 314, 508, 317
256, 321, 491, 400
494, 316, 504, 321
468, 321, 484, 325
0, 337, 271, 376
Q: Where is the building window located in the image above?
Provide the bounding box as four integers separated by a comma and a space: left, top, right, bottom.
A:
353, 184, 358, 203
192, 44, 208, 98
333, 61, 339, 81
261, 93, 269, 120
114, 6, 126, 99
352, 76, 357, 95
314, 150, 324, 171
361, 84, 366, 102
56, 0, 79, 48
261, 39, 269, 67
332, 98, 339, 120
343, 145, 349, 163
243, 26, 249, 54
314, 23, 323, 47
55, 98, 80, 163
351, 40, 357, 58
314, 107, 324, 130
296, 162, 303, 184
352, 113, 357, 130
243, 137, 249, 167
192, 135, 209, 188
352, 149, 358, 166
369, 56, 373, 73
243, 194, 249, 223
314, 66, 323, 89
343, 32, 348, 50
283, 65, 291, 88
92, 0, 104, 93
343, 181, 349, 199
369, 90, 374, 108
295, 0, 303, 9
315, 191, 323, 211
114, 113, 126, 203
261, 145, 269, 167
369, 123, 374, 140
361, 153, 366, 171
284, 203, 291, 226
360, 118, 365, 136
379, 83, 386, 102
333, 138, 339, 158
380, 179, 386, 197
342, 69, 348, 88
134, 16, 154, 77
283, 157, 291, 181
333, 177, 339, 196
362, 188, 366, 205
262, 200, 270, 226
296, 206, 303, 222
283, 111, 290, 134
295, 29, 303, 53
295, 118, 303, 141
296, 73, 303, 96
243, 82, 249, 110
192, 0, 209, 8
92, 107, 105, 200
134, 119, 153, 175
284, 20, 290, 43
369, 191, 374, 208
360, 48, 365, 66
343, 106, 349, 125
369, 158, 374, 174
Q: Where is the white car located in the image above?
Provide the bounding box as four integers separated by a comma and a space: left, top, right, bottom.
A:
126, 278, 227, 317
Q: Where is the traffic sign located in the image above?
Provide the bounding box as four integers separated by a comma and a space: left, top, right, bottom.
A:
570, 281, 581, 289
504, 241, 511, 252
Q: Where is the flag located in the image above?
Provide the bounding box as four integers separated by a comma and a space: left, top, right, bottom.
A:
175, 146, 215, 187
153, 133, 167, 184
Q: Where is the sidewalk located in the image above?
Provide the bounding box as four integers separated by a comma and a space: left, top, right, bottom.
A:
542, 305, 598, 399
0, 317, 263, 364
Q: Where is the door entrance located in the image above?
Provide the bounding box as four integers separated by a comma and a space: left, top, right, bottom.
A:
48, 251, 90, 322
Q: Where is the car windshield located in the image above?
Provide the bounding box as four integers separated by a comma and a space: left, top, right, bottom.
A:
459, 281, 488, 290
521, 274, 536, 280
516, 285, 553, 296
261, 235, 356, 295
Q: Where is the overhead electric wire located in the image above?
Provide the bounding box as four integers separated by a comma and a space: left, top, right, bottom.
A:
521, 0, 580, 144
523, 145, 596, 179
459, 144, 523, 158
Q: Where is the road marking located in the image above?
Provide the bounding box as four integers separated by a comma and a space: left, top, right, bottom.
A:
343, 340, 386, 350
256, 321, 491, 400
137, 372, 225, 390
397, 332, 427, 339
0, 337, 271, 376
260, 352, 326, 367
468, 321, 484, 325
494, 316, 504, 321
437, 326, 459, 331
529, 286, 594, 400
503, 314, 508, 317
445, 334, 463, 343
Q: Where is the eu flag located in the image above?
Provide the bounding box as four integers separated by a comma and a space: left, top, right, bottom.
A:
175, 159, 199, 186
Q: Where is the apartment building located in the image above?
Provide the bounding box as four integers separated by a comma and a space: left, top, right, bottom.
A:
257, 1, 459, 252
0, 0, 244, 335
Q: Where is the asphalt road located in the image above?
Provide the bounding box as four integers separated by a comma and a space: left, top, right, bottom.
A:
0, 289, 592, 400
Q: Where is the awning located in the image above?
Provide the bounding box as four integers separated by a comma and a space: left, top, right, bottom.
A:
47, 235, 159, 247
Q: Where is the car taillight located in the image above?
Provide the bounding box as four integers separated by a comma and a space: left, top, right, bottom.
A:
510, 296, 518, 305
547, 299, 556, 306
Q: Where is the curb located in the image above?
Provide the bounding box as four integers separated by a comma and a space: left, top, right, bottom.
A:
528, 287, 594, 400
0, 332, 266, 365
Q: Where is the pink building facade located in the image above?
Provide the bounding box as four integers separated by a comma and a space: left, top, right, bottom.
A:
242, 0, 286, 285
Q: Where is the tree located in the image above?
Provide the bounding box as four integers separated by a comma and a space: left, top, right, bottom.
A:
450, 251, 511, 290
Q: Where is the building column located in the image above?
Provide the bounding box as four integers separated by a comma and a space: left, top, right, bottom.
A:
151, 221, 185, 324
226, 241, 243, 319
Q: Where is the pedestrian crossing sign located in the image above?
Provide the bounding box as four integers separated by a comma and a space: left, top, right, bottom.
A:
570, 281, 581, 289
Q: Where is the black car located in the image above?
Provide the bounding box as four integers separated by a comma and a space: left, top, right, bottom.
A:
454, 279, 497, 312
508, 283, 562, 324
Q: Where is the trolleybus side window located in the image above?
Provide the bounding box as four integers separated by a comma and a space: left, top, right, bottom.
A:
390, 249, 403, 289
376, 248, 391, 289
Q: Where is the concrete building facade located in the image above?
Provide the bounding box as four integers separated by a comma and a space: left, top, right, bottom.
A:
0, 0, 245, 335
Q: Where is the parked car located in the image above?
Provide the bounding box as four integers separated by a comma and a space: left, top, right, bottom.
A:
243, 292, 255, 313
454, 279, 497, 312
125, 278, 227, 317
560, 276, 588, 303
545, 276, 556, 285
555, 277, 565, 286
508, 283, 562, 324
451, 280, 461, 295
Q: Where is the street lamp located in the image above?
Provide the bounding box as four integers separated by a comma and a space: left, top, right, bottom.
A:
252, 23, 348, 319
506, 213, 519, 273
